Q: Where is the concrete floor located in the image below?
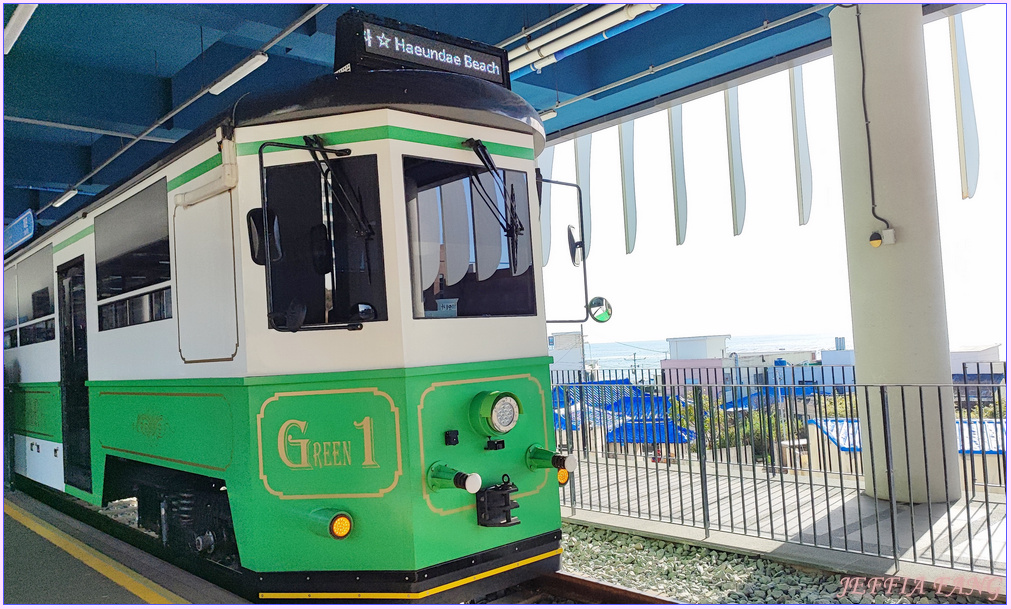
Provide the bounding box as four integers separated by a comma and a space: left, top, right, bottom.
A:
4, 513, 144, 604
3, 491, 247, 605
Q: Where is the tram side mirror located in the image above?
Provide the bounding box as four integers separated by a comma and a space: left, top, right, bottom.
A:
587, 296, 612, 323
247, 209, 282, 265
309, 223, 333, 275
567, 225, 583, 267
351, 303, 376, 322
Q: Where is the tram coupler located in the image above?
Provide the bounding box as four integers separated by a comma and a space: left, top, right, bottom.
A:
476, 474, 520, 527
525, 445, 577, 472
426, 462, 482, 493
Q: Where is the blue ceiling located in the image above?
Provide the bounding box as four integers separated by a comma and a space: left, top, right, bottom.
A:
4, 3, 856, 232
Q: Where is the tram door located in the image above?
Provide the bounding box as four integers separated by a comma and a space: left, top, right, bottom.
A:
58, 257, 91, 492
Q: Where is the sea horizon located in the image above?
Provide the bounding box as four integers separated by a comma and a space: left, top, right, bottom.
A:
573, 333, 853, 371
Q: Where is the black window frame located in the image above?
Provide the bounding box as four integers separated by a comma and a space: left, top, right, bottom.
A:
94, 178, 171, 302
5, 247, 57, 348
403, 155, 536, 320
255, 139, 388, 332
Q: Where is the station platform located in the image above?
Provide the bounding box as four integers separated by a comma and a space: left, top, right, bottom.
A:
3, 490, 246, 604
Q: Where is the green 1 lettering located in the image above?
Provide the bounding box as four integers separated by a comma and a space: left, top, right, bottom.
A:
354, 416, 379, 468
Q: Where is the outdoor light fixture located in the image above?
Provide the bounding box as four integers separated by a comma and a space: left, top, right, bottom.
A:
51, 189, 78, 208
3, 4, 38, 55
869, 228, 896, 248
209, 53, 269, 95
539, 109, 558, 121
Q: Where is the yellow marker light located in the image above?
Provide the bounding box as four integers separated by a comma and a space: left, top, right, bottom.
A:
329, 513, 353, 539
557, 468, 570, 485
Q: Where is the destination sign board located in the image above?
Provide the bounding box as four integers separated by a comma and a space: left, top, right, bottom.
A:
4, 209, 35, 256
361, 22, 504, 85
334, 9, 510, 89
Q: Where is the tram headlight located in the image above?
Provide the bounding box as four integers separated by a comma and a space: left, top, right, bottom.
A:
489, 394, 520, 434
470, 391, 523, 437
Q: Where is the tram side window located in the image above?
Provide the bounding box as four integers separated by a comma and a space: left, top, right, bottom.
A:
4, 267, 17, 349
261, 156, 387, 330
12, 247, 56, 346
94, 179, 170, 301
94, 179, 172, 331
403, 156, 535, 319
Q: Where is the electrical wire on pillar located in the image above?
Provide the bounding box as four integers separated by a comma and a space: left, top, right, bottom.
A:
842, 4, 895, 247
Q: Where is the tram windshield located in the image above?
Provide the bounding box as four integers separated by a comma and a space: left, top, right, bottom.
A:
259, 154, 387, 331
403, 156, 535, 319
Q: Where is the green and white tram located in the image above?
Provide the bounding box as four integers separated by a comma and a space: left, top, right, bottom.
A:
4, 11, 584, 602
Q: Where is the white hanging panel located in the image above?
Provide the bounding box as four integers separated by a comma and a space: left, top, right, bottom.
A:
949, 14, 979, 199
505, 171, 532, 276
790, 66, 814, 225
471, 173, 502, 281
415, 187, 442, 292
536, 146, 554, 266
619, 121, 637, 254
439, 182, 470, 286
725, 87, 747, 236
667, 106, 688, 245
175, 192, 238, 362
573, 134, 592, 259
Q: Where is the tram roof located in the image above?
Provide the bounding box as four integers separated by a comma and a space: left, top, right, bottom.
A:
3, 3, 965, 236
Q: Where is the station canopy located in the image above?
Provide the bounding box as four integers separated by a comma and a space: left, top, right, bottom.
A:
3, 3, 958, 235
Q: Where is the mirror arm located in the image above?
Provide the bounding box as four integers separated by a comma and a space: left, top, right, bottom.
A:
542, 177, 590, 324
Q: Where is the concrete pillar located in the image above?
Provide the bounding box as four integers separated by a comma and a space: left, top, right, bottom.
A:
830, 4, 961, 503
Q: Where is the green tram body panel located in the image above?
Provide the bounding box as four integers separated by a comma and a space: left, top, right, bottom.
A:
8, 382, 63, 443
63, 356, 558, 573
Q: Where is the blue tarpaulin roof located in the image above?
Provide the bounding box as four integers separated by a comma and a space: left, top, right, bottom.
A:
552, 380, 695, 443
806, 418, 1006, 455
720, 385, 833, 411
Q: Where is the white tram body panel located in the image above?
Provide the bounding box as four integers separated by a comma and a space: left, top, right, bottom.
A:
6, 106, 547, 390
235, 108, 547, 377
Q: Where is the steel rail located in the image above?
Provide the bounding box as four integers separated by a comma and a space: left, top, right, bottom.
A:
530, 571, 680, 604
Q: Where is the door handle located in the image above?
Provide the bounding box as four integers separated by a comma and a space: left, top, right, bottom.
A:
54, 448, 59, 458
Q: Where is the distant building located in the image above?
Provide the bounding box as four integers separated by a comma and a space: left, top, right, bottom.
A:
949, 345, 1003, 376
661, 335, 729, 386
548, 332, 584, 372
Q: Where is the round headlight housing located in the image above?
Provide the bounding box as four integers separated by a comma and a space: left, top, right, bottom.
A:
489, 394, 520, 434
470, 391, 523, 437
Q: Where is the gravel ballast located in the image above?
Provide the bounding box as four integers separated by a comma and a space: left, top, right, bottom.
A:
560, 524, 1000, 604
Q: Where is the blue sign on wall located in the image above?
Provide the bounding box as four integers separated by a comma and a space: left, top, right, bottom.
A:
4, 210, 36, 256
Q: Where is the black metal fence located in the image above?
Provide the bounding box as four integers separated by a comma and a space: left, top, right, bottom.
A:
552, 363, 1007, 575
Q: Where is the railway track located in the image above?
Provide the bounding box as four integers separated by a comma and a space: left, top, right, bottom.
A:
485, 571, 680, 604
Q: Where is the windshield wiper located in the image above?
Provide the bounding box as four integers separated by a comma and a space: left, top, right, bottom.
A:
303, 135, 376, 283
463, 138, 526, 273
304, 135, 375, 241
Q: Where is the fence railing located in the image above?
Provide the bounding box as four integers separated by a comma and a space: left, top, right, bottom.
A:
551, 365, 1007, 575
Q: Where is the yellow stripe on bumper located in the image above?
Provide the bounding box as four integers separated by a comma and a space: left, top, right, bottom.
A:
258, 547, 563, 600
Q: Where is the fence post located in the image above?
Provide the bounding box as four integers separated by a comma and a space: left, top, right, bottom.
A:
693, 385, 710, 537
879, 386, 901, 572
